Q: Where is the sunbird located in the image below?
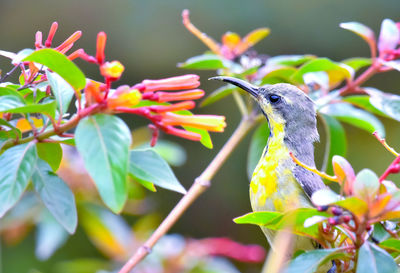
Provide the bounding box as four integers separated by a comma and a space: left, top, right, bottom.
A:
211, 76, 331, 269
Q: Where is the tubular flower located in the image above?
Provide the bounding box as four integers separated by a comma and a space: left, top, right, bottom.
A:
182, 9, 270, 60
160, 113, 226, 132
141, 74, 200, 92
114, 74, 226, 143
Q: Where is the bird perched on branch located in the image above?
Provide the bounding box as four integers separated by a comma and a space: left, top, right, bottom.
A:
210, 76, 331, 272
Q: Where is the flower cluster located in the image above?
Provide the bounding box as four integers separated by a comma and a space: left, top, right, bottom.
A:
21, 22, 226, 145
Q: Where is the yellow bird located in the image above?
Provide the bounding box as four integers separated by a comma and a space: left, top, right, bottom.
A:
211, 76, 330, 269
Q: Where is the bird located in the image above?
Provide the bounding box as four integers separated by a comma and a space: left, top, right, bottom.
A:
210, 76, 331, 270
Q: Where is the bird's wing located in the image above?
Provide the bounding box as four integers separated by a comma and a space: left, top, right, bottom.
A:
293, 165, 326, 199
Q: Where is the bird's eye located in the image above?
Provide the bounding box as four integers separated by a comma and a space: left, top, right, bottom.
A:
268, 94, 281, 104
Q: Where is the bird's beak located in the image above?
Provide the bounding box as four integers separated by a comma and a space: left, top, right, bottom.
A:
209, 76, 259, 98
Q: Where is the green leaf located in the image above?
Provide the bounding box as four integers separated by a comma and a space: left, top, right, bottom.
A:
260, 67, 297, 85
75, 114, 131, 213
365, 88, 400, 122
343, 95, 389, 118
340, 22, 376, 50
353, 169, 379, 201
0, 86, 25, 101
378, 19, 400, 53
23, 48, 86, 90
35, 210, 68, 260
342, 57, 372, 72
201, 85, 238, 107
247, 121, 269, 180
380, 238, 400, 252
234, 208, 330, 240
176, 110, 213, 149
320, 102, 385, 137
334, 197, 368, 218
138, 140, 186, 167
291, 58, 353, 85
0, 142, 37, 217
46, 71, 75, 115
32, 159, 77, 234
0, 95, 57, 117
129, 148, 186, 194
356, 241, 397, 273
178, 54, 226, 70
267, 55, 316, 66
37, 142, 63, 171
320, 114, 346, 174
286, 248, 342, 273
12, 48, 35, 64
234, 211, 282, 225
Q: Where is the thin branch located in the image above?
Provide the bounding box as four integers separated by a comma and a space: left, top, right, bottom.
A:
0, 65, 19, 83
339, 64, 379, 96
118, 114, 259, 273
1, 103, 102, 151
289, 152, 338, 182
373, 131, 399, 157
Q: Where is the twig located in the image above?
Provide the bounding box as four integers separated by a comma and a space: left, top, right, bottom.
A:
289, 152, 338, 181
0, 103, 102, 151
0, 65, 19, 83
232, 90, 248, 116
373, 131, 399, 157
118, 114, 259, 273
339, 64, 379, 96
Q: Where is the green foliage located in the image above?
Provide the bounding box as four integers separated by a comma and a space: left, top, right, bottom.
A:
75, 114, 131, 213
32, 159, 77, 233
356, 242, 397, 273
23, 49, 86, 90
0, 142, 37, 217
129, 148, 186, 193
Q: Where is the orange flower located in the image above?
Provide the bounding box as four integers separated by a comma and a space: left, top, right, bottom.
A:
84, 80, 104, 105
160, 113, 226, 132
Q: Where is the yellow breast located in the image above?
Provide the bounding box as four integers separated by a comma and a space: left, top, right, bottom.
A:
250, 120, 310, 213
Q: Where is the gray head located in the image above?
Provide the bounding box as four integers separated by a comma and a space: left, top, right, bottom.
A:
210, 76, 319, 159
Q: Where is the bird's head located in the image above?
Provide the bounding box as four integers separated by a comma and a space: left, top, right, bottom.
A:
210, 76, 319, 143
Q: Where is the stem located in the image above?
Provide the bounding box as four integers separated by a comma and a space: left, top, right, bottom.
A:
0, 65, 19, 83
118, 114, 259, 273
1, 104, 102, 151
339, 64, 379, 96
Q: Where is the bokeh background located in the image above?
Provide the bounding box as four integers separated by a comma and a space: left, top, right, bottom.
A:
1, 0, 400, 272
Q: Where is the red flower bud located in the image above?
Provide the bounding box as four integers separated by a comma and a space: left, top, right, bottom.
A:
56, 31, 82, 53
96, 31, 107, 64
35, 31, 43, 49
45, 22, 58, 47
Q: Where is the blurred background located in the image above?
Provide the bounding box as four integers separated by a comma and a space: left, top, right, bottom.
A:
1, 0, 400, 272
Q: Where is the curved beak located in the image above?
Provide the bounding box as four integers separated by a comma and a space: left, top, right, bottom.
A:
209, 76, 259, 98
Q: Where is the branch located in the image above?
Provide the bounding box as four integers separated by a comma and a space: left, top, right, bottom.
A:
1, 103, 102, 151
118, 114, 259, 273
339, 64, 379, 96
